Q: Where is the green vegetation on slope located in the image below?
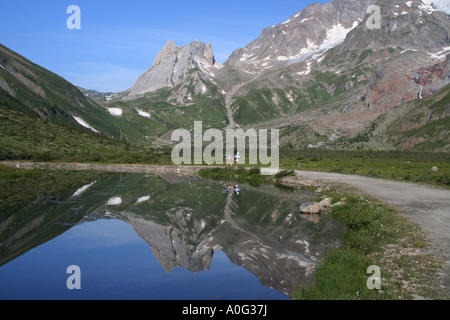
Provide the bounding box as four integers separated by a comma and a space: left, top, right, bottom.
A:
385, 84, 450, 151
0, 103, 171, 164
0, 44, 126, 139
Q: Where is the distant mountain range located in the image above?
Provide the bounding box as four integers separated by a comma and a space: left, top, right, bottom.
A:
1, 0, 449, 152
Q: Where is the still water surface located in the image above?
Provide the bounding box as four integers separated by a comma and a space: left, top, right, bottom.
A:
0, 172, 343, 300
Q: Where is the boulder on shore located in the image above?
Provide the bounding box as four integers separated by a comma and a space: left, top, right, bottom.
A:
331, 198, 347, 207
319, 198, 332, 208
300, 202, 323, 214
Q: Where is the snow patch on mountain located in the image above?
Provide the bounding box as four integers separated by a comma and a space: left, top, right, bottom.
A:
431, 0, 450, 14
136, 195, 150, 204
73, 116, 100, 133
137, 109, 151, 118
297, 62, 312, 76
106, 196, 122, 206
418, 0, 449, 14
107, 108, 123, 116
427, 46, 450, 59
322, 21, 360, 49
275, 21, 360, 63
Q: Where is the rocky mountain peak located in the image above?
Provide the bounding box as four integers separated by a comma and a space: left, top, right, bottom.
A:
152, 40, 177, 67
127, 40, 222, 98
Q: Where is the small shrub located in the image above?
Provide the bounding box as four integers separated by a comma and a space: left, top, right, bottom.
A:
274, 169, 295, 180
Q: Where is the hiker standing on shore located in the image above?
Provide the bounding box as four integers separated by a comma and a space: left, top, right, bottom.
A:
226, 152, 233, 167
234, 152, 240, 167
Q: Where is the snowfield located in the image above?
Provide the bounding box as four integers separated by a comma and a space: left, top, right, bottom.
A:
73, 116, 100, 133
106, 196, 122, 206
107, 108, 123, 116
137, 109, 151, 118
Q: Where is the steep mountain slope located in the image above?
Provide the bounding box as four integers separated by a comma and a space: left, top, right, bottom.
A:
0, 44, 124, 137
341, 83, 450, 152
0, 44, 188, 146
0, 103, 163, 163
222, 0, 449, 82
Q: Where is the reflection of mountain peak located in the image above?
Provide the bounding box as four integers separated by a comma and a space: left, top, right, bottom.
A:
123, 210, 216, 273
115, 182, 344, 294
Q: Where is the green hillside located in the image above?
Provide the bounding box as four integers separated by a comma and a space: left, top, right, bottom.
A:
0, 103, 170, 164
0, 44, 167, 146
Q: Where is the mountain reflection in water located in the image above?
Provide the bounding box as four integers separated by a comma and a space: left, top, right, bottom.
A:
0, 172, 344, 299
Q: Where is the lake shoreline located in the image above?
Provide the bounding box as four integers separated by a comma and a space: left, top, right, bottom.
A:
1, 161, 446, 300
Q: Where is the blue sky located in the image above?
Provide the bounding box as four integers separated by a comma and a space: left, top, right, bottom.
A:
0, 0, 329, 92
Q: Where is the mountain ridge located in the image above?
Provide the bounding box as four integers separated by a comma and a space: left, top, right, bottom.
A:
83, 0, 450, 151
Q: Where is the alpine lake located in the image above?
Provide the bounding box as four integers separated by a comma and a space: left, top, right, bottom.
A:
0, 169, 345, 300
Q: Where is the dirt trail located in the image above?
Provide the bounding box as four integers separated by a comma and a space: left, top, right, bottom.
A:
263, 168, 450, 297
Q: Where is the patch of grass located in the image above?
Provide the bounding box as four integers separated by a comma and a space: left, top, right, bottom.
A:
330, 196, 399, 253
292, 248, 376, 300
357, 49, 374, 64
198, 167, 269, 186
274, 169, 295, 180
279, 149, 450, 188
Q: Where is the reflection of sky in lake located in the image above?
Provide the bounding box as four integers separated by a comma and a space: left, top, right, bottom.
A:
0, 219, 288, 300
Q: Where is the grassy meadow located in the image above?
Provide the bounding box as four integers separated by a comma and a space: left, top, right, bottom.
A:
279, 149, 450, 188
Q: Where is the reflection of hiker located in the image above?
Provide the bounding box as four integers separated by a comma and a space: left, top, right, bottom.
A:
225, 181, 232, 193
233, 182, 240, 195
234, 152, 240, 167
